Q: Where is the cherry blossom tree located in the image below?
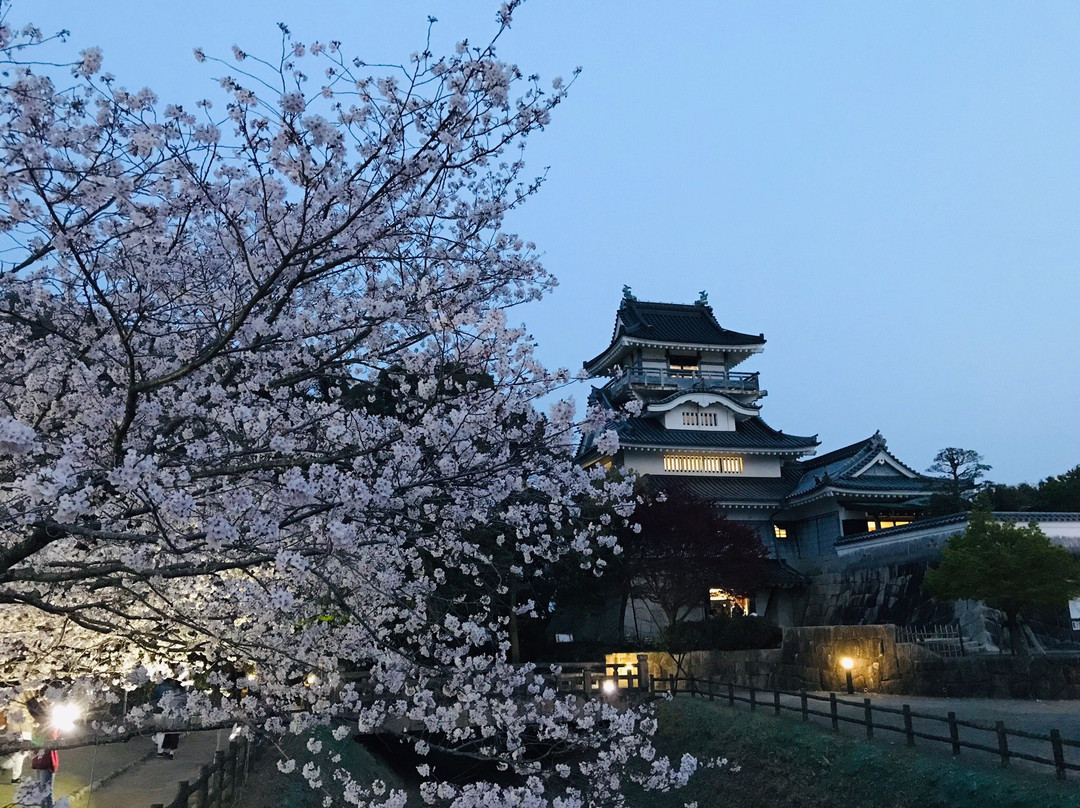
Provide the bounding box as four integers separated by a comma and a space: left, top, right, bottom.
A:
0, 3, 708, 805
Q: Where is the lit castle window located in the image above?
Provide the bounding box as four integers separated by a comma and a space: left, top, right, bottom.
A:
663, 454, 743, 473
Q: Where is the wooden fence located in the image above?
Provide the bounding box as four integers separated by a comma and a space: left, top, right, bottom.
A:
150, 737, 253, 808
667, 675, 1080, 781
551, 658, 649, 695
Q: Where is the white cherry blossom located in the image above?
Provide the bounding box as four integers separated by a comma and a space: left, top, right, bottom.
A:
0, 3, 695, 806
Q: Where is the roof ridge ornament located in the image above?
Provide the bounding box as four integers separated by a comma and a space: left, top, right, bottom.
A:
622, 285, 636, 300
696, 290, 709, 306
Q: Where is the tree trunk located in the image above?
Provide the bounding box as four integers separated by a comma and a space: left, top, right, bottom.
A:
1006, 609, 1028, 656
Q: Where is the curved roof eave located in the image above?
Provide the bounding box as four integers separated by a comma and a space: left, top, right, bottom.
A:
583, 336, 764, 376
621, 443, 815, 456
786, 484, 937, 507
646, 391, 761, 417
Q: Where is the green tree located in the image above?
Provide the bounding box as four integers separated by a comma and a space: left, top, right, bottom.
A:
982, 464, 1080, 513
925, 511, 1080, 655
1036, 465, 1080, 511
926, 447, 991, 514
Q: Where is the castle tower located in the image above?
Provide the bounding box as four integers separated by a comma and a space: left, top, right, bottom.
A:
579, 291, 819, 543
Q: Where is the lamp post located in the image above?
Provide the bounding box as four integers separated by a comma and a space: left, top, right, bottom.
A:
840, 657, 855, 695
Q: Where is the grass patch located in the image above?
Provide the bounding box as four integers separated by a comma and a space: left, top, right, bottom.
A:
631, 697, 1080, 808
237, 729, 414, 808
238, 702, 1080, 808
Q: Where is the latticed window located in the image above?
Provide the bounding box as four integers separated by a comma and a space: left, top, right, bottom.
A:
663, 454, 743, 473
681, 410, 718, 427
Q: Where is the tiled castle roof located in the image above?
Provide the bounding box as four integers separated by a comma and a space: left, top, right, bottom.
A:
614, 415, 819, 453
785, 431, 932, 502
644, 472, 800, 505
584, 299, 764, 373
834, 511, 1080, 548
613, 299, 765, 346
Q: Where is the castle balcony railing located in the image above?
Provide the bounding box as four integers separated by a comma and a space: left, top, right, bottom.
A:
603, 365, 760, 397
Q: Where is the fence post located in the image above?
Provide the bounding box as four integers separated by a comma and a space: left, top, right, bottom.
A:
774, 689, 781, 716
863, 698, 873, 740
996, 721, 1009, 767
213, 749, 225, 808
649, 674, 656, 694
728, 683, 735, 706
668, 674, 677, 695
903, 705, 915, 747
689, 674, 696, 697
637, 654, 649, 692
241, 736, 251, 786
199, 764, 211, 807
708, 676, 715, 701
582, 669, 592, 697
177, 782, 190, 808
229, 740, 240, 801
829, 693, 838, 731
800, 690, 808, 722
1051, 729, 1067, 780
749, 686, 756, 712
948, 712, 960, 756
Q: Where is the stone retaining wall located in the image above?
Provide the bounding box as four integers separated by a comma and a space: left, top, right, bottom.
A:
609, 625, 1080, 699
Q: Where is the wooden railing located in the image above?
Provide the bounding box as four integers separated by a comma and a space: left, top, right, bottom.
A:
668, 676, 1080, 781
151, 737, 253, 808
604, 366, 759, 396
549, 659, 650, 695
896, 624, 966, 657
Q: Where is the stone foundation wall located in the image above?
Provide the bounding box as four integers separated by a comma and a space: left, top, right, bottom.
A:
797, 559, 952, 628
794, 557, 1079, 654
610, 625, 1080, 699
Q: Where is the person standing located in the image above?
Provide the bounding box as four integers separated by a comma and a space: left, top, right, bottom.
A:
29, 746, 58, 808
151, 680, 182, 759
1, 702, 35, 783
21, 697, 58, 808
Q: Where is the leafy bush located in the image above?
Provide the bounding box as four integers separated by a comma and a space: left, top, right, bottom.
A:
658, 617, 781, 653
659, 619, 726, 653
717, 616, 782, 651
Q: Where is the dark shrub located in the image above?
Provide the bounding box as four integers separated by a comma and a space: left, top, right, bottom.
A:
717, 616, 782, 651
659, 617, 781, 653
659, 619, 726, 654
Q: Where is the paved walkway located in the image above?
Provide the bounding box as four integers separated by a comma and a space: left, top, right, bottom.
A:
0, 731, 225, 808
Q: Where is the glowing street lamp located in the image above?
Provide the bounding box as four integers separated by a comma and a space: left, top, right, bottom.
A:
50, 702, 81, 734
840, 657, 855, 695
601, 679, 618, 697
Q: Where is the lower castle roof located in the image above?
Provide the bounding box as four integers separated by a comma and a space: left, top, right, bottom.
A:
645, 473, 799, 506
614, 415, 819, 453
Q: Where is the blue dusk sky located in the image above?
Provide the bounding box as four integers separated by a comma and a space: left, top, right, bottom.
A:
24, 1, 1080, 485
